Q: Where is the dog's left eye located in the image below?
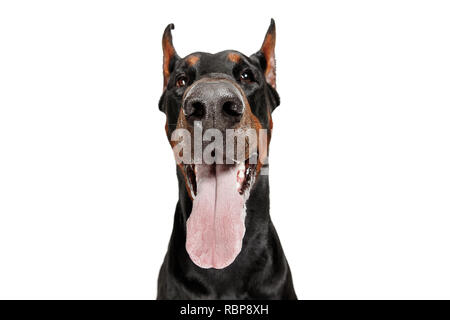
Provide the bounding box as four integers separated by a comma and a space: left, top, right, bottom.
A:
176, 74, 188, 88
239, 69, 255, 83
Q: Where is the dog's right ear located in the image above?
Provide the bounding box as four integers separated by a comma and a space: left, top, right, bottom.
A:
162, 23, 180, 90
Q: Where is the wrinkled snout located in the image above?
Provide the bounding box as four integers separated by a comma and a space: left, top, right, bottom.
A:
182, 77, 245, 132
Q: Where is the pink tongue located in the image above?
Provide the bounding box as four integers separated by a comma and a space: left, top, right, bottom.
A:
186, 164, 245, 269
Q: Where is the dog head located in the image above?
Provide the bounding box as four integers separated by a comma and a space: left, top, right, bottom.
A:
158, 20, 280, 269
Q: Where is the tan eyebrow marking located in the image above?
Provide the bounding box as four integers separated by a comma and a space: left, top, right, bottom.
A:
186, 55, 200, 66
227, 52, 241, 63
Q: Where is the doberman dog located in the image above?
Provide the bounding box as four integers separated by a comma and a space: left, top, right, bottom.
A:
157, 19, 297, 300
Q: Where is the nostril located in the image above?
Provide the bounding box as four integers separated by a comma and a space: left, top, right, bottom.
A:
222, 101, 243, 118
191, 102, 205, 117
185, 101, 205, 118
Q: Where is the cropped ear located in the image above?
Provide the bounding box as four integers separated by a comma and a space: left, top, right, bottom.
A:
252, 19, 276, 89
162, 23, 180, 89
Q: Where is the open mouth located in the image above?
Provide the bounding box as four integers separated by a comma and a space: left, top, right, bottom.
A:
183, 157, 257, 199
182, 157, 258, 269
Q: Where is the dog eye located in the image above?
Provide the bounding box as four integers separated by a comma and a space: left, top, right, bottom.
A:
239, 69, 255, 83
176, 75, 188, 88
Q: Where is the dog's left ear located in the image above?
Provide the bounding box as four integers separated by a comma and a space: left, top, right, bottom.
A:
162, 23, 180, 90
252, 19, 276, 89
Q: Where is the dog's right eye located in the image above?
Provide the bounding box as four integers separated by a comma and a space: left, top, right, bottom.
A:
176, 74, 188, 88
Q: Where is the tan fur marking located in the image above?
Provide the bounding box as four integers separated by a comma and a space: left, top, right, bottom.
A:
186, 55, 200, 66
227, 52, 241, 63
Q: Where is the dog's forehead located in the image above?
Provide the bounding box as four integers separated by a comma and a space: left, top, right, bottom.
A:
181, 50, 248, 74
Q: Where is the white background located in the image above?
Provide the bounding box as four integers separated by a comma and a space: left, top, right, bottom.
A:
1, 0, 449, 299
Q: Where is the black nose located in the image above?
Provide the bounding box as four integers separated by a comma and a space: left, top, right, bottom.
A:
183, 78, 244, 130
